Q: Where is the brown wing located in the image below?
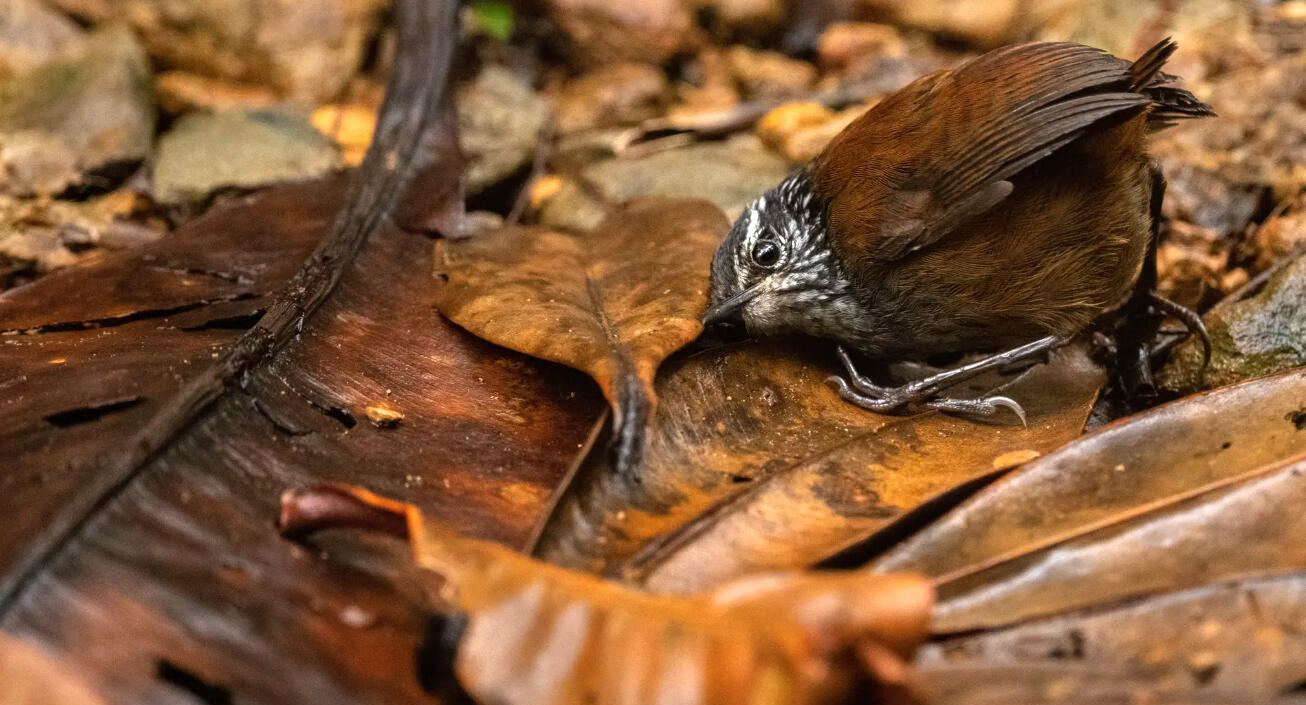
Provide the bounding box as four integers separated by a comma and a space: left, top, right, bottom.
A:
811, 42, 1152, 264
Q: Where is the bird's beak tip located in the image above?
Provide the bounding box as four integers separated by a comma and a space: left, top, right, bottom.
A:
700, 286, 759, 328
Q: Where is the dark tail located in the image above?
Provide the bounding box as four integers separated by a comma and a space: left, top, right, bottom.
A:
1130, 38, 1216, 130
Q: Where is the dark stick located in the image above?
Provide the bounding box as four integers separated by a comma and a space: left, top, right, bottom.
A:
0, 0, 460, 614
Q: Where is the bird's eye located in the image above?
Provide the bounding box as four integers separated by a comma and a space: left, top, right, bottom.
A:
750, 240, 781, 268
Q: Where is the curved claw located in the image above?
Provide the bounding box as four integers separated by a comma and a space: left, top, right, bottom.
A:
1149, 292, 1212, 369
985, 396, 1028, 428
926, 395, 1028, 427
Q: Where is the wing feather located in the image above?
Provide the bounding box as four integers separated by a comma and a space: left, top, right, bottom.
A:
811, 41, 1182, 264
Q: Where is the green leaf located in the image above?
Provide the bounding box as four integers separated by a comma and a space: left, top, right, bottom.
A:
469, 1, 514, 41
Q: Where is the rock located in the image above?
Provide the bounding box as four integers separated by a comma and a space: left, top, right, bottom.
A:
690, 0, 786, 39
536, 135, 789, 232
724, 45, 817, 99
1159, 253, 1306, 394
756, 101, 869, 163
47, 0, 384, 102
854, 0, 1022, 47
463, 210, 506, 237
816, 22, 905, 71
547, 0, 699, 67
457, 65, 550, 196
156, 71, 279, 114
0, 25, 154, 196
553, 62, 668, 134
671, 48, 739, 118
153, 109, 340, 204
0, 0, 85, 78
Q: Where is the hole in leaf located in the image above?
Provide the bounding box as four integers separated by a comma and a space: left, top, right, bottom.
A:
416, 613, 474, 703
180, 310, 265, 332
1289, 409, 1306, 430
156, 660, 232, 705
324, 406, 357, 429
44, 397, 143, 427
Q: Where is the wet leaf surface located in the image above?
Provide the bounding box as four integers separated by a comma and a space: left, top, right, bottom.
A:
281, 484, 935, 705
0, 3, 602, 702
869, 367, 1306, 633
531, 341, 1104, 582
435, 197, 729, 475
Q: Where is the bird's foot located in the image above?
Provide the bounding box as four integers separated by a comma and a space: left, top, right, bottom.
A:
825, 339, 1068, 425
1148, 292, 1212, 368
828, 373, 1027, 425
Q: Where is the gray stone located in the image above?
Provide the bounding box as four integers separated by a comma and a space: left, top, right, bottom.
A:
1160, 254, 1306, 394
539, 135, 791, 232
458, 65, 550, 196
46, 0, 384, 102
153, 109, 339, 204
0, 0, 86, 77
0, 25, 154, 195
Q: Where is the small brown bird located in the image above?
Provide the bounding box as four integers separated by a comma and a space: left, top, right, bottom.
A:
704, 39, 1213, 420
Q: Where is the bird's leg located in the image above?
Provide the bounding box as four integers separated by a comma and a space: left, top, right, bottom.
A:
1115, 168, 1211, 403
830, 335, 1069, 423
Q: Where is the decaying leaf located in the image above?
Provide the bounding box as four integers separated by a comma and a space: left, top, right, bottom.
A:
435, 197, 729, 476
868, 367, 1306, 633
531, 339, 1104, 583
0, 633, 108, 705
923, 569, 1306, 697
280, 484, 935, 705
0, 3, 601, 702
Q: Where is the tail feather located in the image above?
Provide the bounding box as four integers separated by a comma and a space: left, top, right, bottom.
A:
1130, 37, 1178, 90
1129, 38, 1215, 130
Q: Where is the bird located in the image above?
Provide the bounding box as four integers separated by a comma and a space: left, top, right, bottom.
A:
703, 38, 1214, 420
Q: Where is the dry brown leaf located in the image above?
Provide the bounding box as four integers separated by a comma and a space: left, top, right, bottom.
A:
0, 633, 108, 705
279, 484, 934, 705
531, 340, 1104, 586
923, 570, 1306, 697
869, 368, 1306, 633
435, 197, 729, 476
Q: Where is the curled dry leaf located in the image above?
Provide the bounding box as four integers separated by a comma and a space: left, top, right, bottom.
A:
435, 197, 729, 476
531, 340, 1105, 585
280, 484, 935, 705
870, 368, 1306, 633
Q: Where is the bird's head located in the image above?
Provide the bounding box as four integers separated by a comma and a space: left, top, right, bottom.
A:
704, 172, 854, 338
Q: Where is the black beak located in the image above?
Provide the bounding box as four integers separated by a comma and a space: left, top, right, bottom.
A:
701, 286, 761, 328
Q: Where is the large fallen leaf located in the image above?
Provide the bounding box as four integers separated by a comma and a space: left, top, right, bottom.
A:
531, 339, 1104, 583
280, 484, 935, 705
869, 368, 1306, 633
0, 2, 601, 702
435, 197, 728, 475
0, 633, 108, 705
918, 662, 1271, 705
922, 570, 1306, 696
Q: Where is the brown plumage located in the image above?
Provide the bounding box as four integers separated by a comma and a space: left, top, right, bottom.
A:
708, 39, 1212, 354
704, 39, 1213, 415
